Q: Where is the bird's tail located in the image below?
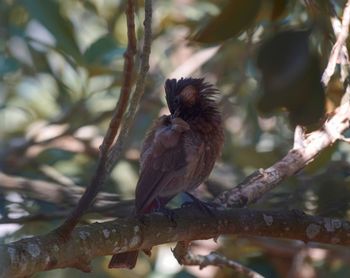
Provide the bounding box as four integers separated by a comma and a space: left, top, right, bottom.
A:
108, 200, 161, 269
108, 251, 138, 269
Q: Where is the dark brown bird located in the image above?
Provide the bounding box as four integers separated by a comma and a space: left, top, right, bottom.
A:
108, 77, 224, 269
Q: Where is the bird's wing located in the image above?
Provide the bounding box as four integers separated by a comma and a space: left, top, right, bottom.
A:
135, 117, 201, 213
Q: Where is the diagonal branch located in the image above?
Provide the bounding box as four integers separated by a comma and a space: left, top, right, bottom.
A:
322, 0, 350, 86
214, 0, 350, 208
56, 0, 137, 235
214, 102, 350, 208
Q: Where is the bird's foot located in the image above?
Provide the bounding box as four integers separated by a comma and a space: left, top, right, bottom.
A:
156, 206, 177, 225
182, 192, 219, 216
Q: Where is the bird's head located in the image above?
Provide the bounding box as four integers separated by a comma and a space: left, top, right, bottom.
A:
164, 78, 220, 121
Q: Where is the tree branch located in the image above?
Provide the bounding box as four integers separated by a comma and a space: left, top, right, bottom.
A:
214, 102, 350, 208
107, 0, 152, 167
2, 207, 350, 277
322, 0, 350, 86
56, 0, 137, 235
173, 241, 263, 278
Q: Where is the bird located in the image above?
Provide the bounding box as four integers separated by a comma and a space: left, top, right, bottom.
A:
108, 77, 224, 269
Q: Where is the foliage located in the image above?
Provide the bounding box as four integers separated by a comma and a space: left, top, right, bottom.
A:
2, 0, 350, 277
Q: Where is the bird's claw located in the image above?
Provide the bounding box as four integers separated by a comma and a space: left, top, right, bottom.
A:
156, 206, 177, 226
183, 192, 218, 216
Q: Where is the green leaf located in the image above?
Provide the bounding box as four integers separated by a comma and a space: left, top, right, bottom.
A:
257, 29, 325, 126
83, 35, 124, 65
20, 0, 82, 63
191, 0, 261, 43
0, 56, 19, 76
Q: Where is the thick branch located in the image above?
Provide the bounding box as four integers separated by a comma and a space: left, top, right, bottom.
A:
2, 207, 350, 277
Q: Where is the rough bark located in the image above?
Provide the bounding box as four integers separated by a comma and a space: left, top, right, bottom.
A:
2, 207, 350, 277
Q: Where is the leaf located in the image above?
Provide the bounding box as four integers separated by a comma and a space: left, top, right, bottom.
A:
271, 0, 289, 20
81, 1, 98, 14
83, 35, 124, 65
0, 56, 19, 76
37, 148, 76, 165
257, 29, 325, 126
20, 0, 83, 63
191, 0, 261, 43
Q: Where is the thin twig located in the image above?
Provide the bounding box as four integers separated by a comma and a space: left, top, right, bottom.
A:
173, 241, 264, 278
56, 0, 137, 235
108, 0, 153, 167
322, 0, 350, 86
99, 2, 137, 155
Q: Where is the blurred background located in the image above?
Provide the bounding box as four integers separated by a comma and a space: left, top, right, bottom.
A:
2, 0, 350, 277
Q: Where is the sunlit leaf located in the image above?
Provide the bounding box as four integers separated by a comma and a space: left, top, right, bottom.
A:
20, 0, 82, 63
0, 56, 19, 76
83, 35, 124, 65
37, 148, 76, 165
